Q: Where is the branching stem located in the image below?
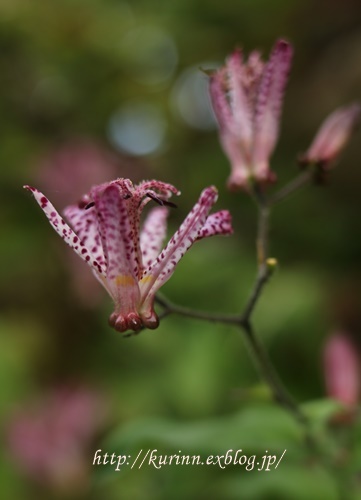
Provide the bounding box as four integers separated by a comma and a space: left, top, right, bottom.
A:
150, 175, 314, 431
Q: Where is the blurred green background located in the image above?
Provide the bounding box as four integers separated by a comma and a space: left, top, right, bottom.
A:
1, 0, 361, 498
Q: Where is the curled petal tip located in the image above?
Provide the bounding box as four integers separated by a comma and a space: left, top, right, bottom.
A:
274, 39, 294, 60
276, 38, 292, 50
197, 209, 233, 239
221, 211, 234, 235
200, 186, 218, 204
207, 185, 218, 195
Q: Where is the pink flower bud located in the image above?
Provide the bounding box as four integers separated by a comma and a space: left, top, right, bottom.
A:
323, 333, 360, 407
301, 104, 360, 169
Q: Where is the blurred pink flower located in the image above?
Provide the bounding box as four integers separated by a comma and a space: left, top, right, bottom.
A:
300, 104, 360, 170
7, 386, 108, 493
36, 139, 120, 207
323, 332, 360, 407
209, 39, 293, 191
25, 179, 233, 333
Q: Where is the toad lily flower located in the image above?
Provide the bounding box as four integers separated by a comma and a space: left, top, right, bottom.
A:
209, 39, 293, 191
24, 179, 232, 333
299, 103, 360, 171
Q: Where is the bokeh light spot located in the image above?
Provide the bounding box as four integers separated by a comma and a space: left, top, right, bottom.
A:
170, 64, 218, 130
107, 102, 166, 156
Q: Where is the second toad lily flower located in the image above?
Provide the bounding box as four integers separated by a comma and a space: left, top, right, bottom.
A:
24, 179, 232, 333
209, 39, 293, 191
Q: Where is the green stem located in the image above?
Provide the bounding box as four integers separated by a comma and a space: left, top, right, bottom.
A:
152, 175, 314, 433
155, 261, 274, 326
155, 293, 242, 325
270, 170, 312, 206
241, 321, 309, 427
240, 263, 274, 322
257, 204, 270, 266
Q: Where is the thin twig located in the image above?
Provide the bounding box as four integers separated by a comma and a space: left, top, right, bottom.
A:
240, 263, 274, 323
155, 293, 242, 325
149, 174, 313, 431
270, 170, 312, 206
253, 188, 270, 267
155, 259, 275, 328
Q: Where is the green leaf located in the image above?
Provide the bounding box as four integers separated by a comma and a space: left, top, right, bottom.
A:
301, 398, 345, 427
104, 403, 304, 461
218, 463, 339, 500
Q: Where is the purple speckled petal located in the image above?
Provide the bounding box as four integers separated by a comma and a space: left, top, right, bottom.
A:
24, 186, 106, 276
92, 184, 138, 281
136, 179, 180, 198
196, 210, 233, 239
118, 179, 180, 276
140, 206, 169, 268
227, 49, 253, 148
252, 39, 293, 179
63, 204, 106, 270
92, 184, 141, 314
210, 63, 252, 190
139, 186, 219, 301
209, 69, 234, 133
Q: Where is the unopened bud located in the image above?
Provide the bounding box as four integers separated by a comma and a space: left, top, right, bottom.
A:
300, 103, 360, 170
266, 258, 278, 274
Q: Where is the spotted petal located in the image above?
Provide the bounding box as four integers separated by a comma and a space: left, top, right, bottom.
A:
196, 210, 233, 239
92, 184, 138, 281
119, 179, 180, 276
227, 49, 253, 149
252, 39, 293, 179
139, 186, 219, 301
91, 184, 141, 313
140, 206, 169, 269
209, 68, 234, 133
63, 204, 105, 270
24, 186, 106, 276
